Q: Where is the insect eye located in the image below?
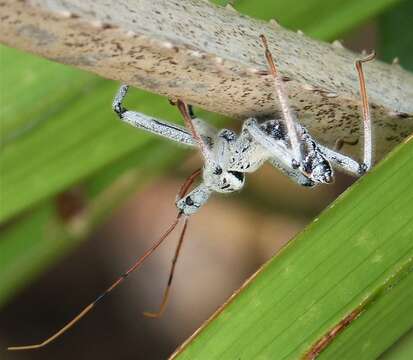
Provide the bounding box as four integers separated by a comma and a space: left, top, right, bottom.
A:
228, 170, 244, 182
185, 196, 194, 206
213, 167, 223, 175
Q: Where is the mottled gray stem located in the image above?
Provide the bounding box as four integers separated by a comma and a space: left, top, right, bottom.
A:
1, 0, 412, 159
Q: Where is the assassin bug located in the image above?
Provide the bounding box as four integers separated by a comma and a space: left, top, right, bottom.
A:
8, 35, 375, 350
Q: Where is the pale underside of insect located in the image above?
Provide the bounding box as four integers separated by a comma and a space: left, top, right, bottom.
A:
8, 35, 375, 351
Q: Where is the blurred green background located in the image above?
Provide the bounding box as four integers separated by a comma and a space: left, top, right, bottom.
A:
1, 0, 412, 359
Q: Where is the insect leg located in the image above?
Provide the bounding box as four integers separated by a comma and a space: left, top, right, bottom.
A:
317, 144, 363, 176
259, 34, 303, 166
268, 158, 315, 187
318, 52, 375, 177
177, 100, 214, 161
144, 218, 189, 318
113, 85, 196, 146
8, 212, 185, 351
356, 51, 376, 172
173, 102, 217, 140
244, 118, 294, 169
244, 119, 314, 186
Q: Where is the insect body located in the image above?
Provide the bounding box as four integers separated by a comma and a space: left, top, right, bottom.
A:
8, 35, 375, 351
113, 36, 374, 215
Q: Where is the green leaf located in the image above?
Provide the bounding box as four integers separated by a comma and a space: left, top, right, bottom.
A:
212, 0, 403, 40
173, 137, 413, 359
381, 329, 413, 360
174, 2, 413, 357
375, 1, 413, 357
379, 0, 413, 70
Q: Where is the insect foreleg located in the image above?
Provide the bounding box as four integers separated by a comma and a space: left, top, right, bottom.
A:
113, 85, 196, 146
268, 158, 315, 187
317, 144, 363, 176
244, 118, 294, 169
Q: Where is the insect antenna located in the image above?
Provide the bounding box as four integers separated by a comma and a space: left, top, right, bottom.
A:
8, 167, 202, 351
259, 34, 303, 166
177, 168, 202, 199
143, 217, 189, 318
144, 168, 201, 318
8, 216, 185, 351
355, 51, 375, 171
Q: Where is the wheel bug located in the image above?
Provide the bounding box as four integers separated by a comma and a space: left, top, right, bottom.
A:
8, 35, 375, 350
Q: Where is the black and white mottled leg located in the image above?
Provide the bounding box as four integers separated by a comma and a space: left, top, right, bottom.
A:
244, 118, 295, 170
238, 119, 314, 186
317, 144, 364, 176
112, 84, 129, 116
268, 158, 315, 187
112, 85, 196, 146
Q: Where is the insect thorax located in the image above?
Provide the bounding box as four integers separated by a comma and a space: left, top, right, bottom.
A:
203, 164, 245, 194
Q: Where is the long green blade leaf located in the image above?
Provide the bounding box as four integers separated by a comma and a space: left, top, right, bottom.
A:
173, 136, 413, 359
